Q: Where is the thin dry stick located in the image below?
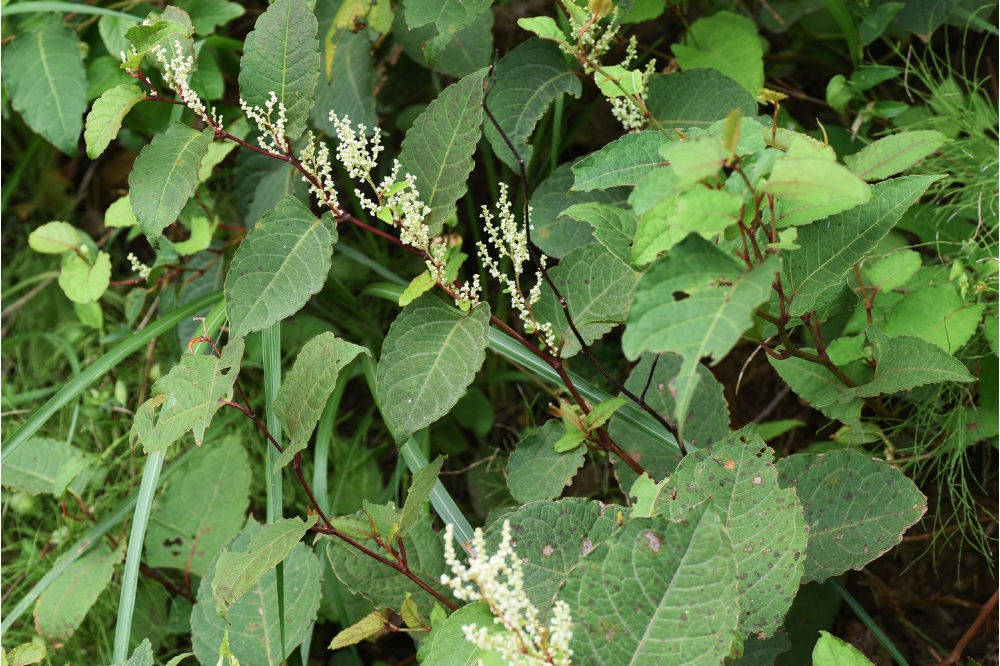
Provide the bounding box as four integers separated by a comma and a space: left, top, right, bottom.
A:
938, 587, 998, 666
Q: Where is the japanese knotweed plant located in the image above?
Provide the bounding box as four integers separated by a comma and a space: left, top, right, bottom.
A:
3, 1, 994, 665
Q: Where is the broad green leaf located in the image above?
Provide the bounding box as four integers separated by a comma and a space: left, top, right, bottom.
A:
111, 640, 153, 666
483, 39, 583, 171
534, 243, 639, 357
785, 175, 942, 316
28, 221, 81, 254
225, 199, 338, 338
553, 427, 588, 453
176, 0, 246, 35
105, 196, 138, 228
863, 249, 921, 292
243, 163, 310, 226
171, 216, 212, 256
416, 601, 496, 665
198, 118, 248, 182
327, 514, 455, 609
517, 16, 568, 44
1, 437, 91, 497
59, 251, 111, 304
377, 295, 490, 442
273, 333, 370, 469
85, 85, 145, 159
484, 498, 626, 619
403, 0, 492, 66
398, 68, 488, 235
584, 397, 628, 431
776, 449, 925, 582
628, 166, 681, 217
629, 473, 670, 518
506, 421, 587, 503
145, 437, 250, 576
239, 0, 319, 141
562, 508, 738, 665
394, 0, 494, 77
672, 11, 764, 95
97, 14, 140, 62
191, 519, 321, 665
2, 20, 87, 156
767, 355, 866, 429
609, 352, 729, 491
33, 545, 122, 641
329, 611, 386, 650
311, 30, 377, 134
571, 130, 666, 191
661, 426, 807, 637
129, 338, 245, 453
129, 123, 214, 239
624, 236, 778, 436
124, 19, 194, 74
531, 161, 630, 258
594, 65, 645, 97
726, 632, 792, 665
646, 70, 758, 129
88, 57, 134, 102
5, 643, 46, 666
399, 455, 445, 538
764, 157, 871, 227
883, 285, 985, 353
363, 500, 402, 542
844, 130, 949, 181
213, 515, 317, 619
561, 203, 637, 264
632, 187, 744, 264
661, 136, 727, 187
812, 631, 874, 665
839, 327, 974, 400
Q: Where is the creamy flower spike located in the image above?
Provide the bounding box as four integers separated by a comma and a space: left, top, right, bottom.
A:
441, 521, 574, 665
150, 41, 223, 129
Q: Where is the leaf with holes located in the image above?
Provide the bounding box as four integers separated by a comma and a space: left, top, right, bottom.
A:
225, 199, 338, 338
377, 295, 490, 443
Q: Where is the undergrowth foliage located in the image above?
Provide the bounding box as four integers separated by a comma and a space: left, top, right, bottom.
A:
1, 1, 996, 665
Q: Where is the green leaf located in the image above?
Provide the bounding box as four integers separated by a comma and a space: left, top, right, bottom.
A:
764, 156, 871, 227
97, 14, 139, 62
171, 216, 213, 256
726, 632, 792, 665
584, 397, 628, 431
28, 221, 82, 254
273, 333, 370, 469
311, 30, 378, 134
483, 39, 583, 171
33, 545, 122, 641
839, 327, 974, 400
517, 16, 569, 44
882, 285, 985, 354
660, 137, 727, 187
239, 0, 319, 141
376, 295, 490, 442
632, 186, 744, 264
144, 437, 250, 576
553, 427, 588, 453
416, 601, 496, 665
862, 249, 921, 292
6, 643, 47, 666
776, 449, 926, 583
225, 199, 338, 338
485, 498, 626, 619
767, 355, 866, 429
844, 130, 949, 181
129, 338, 245, 453
129, 123, 214, 239
571, 131, 666, 191
561, 203, 637, 265
624, 236, 777, 437
85, 85, 145, 160
176, 0, 246, 35
661, 426, 807, 637
562, 508, 738, 665
506, 421, 587, 503
0, 437, 92, 496
609, 352, 729, 491
105, 196, 138, 228
59, 251, 111, 304
403, 0, 492, 66
400, 271, 437, 306
191, 519, 321, 665
2, 20, 87, 156
124, 19, 194, 74
646, 70, 758, 129
672, 11, 764, 95
399, 455, 445, 538
328, 514, 455, 609
394, 0, 494, 77
594, 65, 645, 97
785, 175, 942, 316
329, 611, 386, 650
212, 515, 317, 619
398, 68, 488, 236
812, 631, 875, 665
534, 243, 639, 357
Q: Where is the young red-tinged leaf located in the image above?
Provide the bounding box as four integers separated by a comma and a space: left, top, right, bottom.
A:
553, 427, 588, 453
329, 611, 386, 650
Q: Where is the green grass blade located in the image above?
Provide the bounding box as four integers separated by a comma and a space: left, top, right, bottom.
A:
2, 291, 224, 461
0, 1, 139, 20
111, 299, 228, 662
261, 322, 288, 659
829, 578, 910, 666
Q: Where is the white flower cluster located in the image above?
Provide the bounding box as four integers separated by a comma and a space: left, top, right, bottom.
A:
150, 41, 222, 128
611, 41, 656, 132
476, 184, 554, 348
241, 92, 288, 155
441, 521, 574, 666
127, 252, 151, 280
298, 132, 341, 211
563, 7, 620, 64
